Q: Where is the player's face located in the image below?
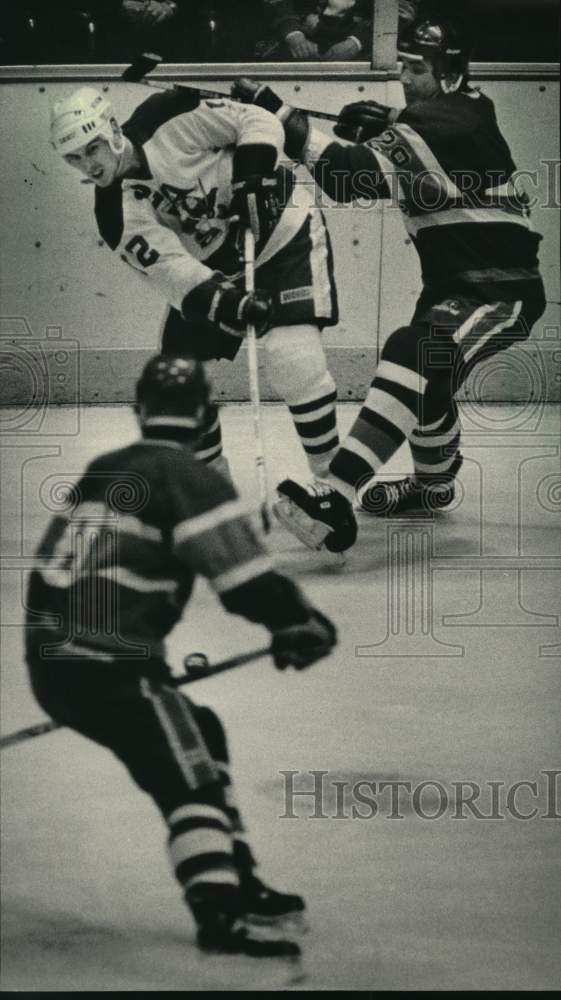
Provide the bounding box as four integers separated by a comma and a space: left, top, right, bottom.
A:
400, 56, 440, 104
63, 137, 120, 187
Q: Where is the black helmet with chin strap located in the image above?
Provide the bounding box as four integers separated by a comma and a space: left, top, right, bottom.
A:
398, 18, 471, 87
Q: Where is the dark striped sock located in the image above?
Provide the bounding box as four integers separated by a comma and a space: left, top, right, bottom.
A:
330, 360, 424, 494
289, 390, 339, 478
194, 404, 223, 464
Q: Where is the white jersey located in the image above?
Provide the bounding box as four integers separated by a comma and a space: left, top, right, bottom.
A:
94, 91, 312, 311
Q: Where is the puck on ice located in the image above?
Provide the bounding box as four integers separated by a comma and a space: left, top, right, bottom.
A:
184, 652, 211, 675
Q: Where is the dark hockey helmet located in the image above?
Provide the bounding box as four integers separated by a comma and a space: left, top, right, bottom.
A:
398, 18, 470, 81
136, 354, 210, 429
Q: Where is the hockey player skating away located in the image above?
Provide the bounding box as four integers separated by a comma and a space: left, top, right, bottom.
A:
25, 355, 337, 959
49, 86, 340, 482
234, 16, 547, 552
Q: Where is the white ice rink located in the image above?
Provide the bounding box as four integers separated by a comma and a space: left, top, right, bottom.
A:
1, 402, 560, 991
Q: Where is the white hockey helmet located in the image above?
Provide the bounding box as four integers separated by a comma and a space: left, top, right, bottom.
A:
50, 87, 124, 156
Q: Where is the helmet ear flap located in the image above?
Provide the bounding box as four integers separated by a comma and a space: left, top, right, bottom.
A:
107, 117, 125, 155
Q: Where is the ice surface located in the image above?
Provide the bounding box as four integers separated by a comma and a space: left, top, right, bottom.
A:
1, 403, 560, 991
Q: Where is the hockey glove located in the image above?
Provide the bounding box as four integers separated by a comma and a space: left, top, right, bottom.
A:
334, 100, 393, 143
231, 144, 282, 244
231, 79, 283, 112
230, 79, 310, 162
272, 608, 337, 670
182, 274, 273, 337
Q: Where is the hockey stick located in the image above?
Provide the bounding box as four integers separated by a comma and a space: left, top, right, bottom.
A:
244, 227, 271, 535
0, 645, 271, 750
121, 53, 340, 124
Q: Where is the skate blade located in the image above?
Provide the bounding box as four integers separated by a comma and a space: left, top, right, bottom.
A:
244, 911, 309, 935
194, 949, 306, 989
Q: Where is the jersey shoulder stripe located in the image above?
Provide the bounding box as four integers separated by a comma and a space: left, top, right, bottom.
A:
94, 178, 125, 250
122, 90, 200, 148
94, 90, 211, 251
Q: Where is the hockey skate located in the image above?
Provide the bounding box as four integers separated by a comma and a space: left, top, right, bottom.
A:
239, 874, 307, 932
273, 479, 358, 553
191, 883, 301, 960
357, 457, 463, 516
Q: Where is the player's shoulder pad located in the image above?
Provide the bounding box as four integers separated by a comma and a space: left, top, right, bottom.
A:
397, 94, 479, 141
122, 89, 202, 148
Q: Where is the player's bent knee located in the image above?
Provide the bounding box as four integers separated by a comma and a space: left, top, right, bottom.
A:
381, 324, 426, 366
192, 704, 229, 763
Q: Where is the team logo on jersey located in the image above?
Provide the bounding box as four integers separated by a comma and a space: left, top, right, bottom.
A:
159, 183, 230, 248
131, 181, 229, 249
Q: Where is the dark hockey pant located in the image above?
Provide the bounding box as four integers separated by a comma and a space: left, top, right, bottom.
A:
28, 657, 256, 914
330, 279, 547, 493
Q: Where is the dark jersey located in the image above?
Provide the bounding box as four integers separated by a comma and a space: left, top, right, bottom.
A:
304, 88, 543, 291
25, 439, 309, 664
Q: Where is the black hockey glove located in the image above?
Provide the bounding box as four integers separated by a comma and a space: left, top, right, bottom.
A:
231, 144, 283, 244
334, 100, 393, 143
182, 274, 273, 337
231, 79, 283, 112
231, 79, 310, 162
272, 608, 337, 671
231, 173, 284, 244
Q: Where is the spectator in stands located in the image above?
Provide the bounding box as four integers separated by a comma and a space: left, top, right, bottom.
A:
1, 2, 99, 64
1, 5, 39, 64
113, 1, 266, 64
118, 0, 180, 60
259, 0, 372, 61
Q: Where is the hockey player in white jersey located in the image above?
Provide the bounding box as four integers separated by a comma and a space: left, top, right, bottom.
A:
50, 86, 340, 480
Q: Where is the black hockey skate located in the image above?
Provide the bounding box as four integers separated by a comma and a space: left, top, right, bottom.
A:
273, 479, 357, 553
197, 918, 301, 960
357, 457, 463, 517
191, 882, 301, 960
240, 875, 307, 932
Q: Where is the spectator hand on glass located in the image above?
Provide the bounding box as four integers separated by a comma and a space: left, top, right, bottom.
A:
324, 0, 357, 12
285, 29, 319, 59
398, 1, 420, 27
322, 37, 362, 60
121, 0, 177, 27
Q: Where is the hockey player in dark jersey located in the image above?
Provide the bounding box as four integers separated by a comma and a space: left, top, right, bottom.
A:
25, 354, 337, 959
49, 86, 340, 483
233, 16, 547, 552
